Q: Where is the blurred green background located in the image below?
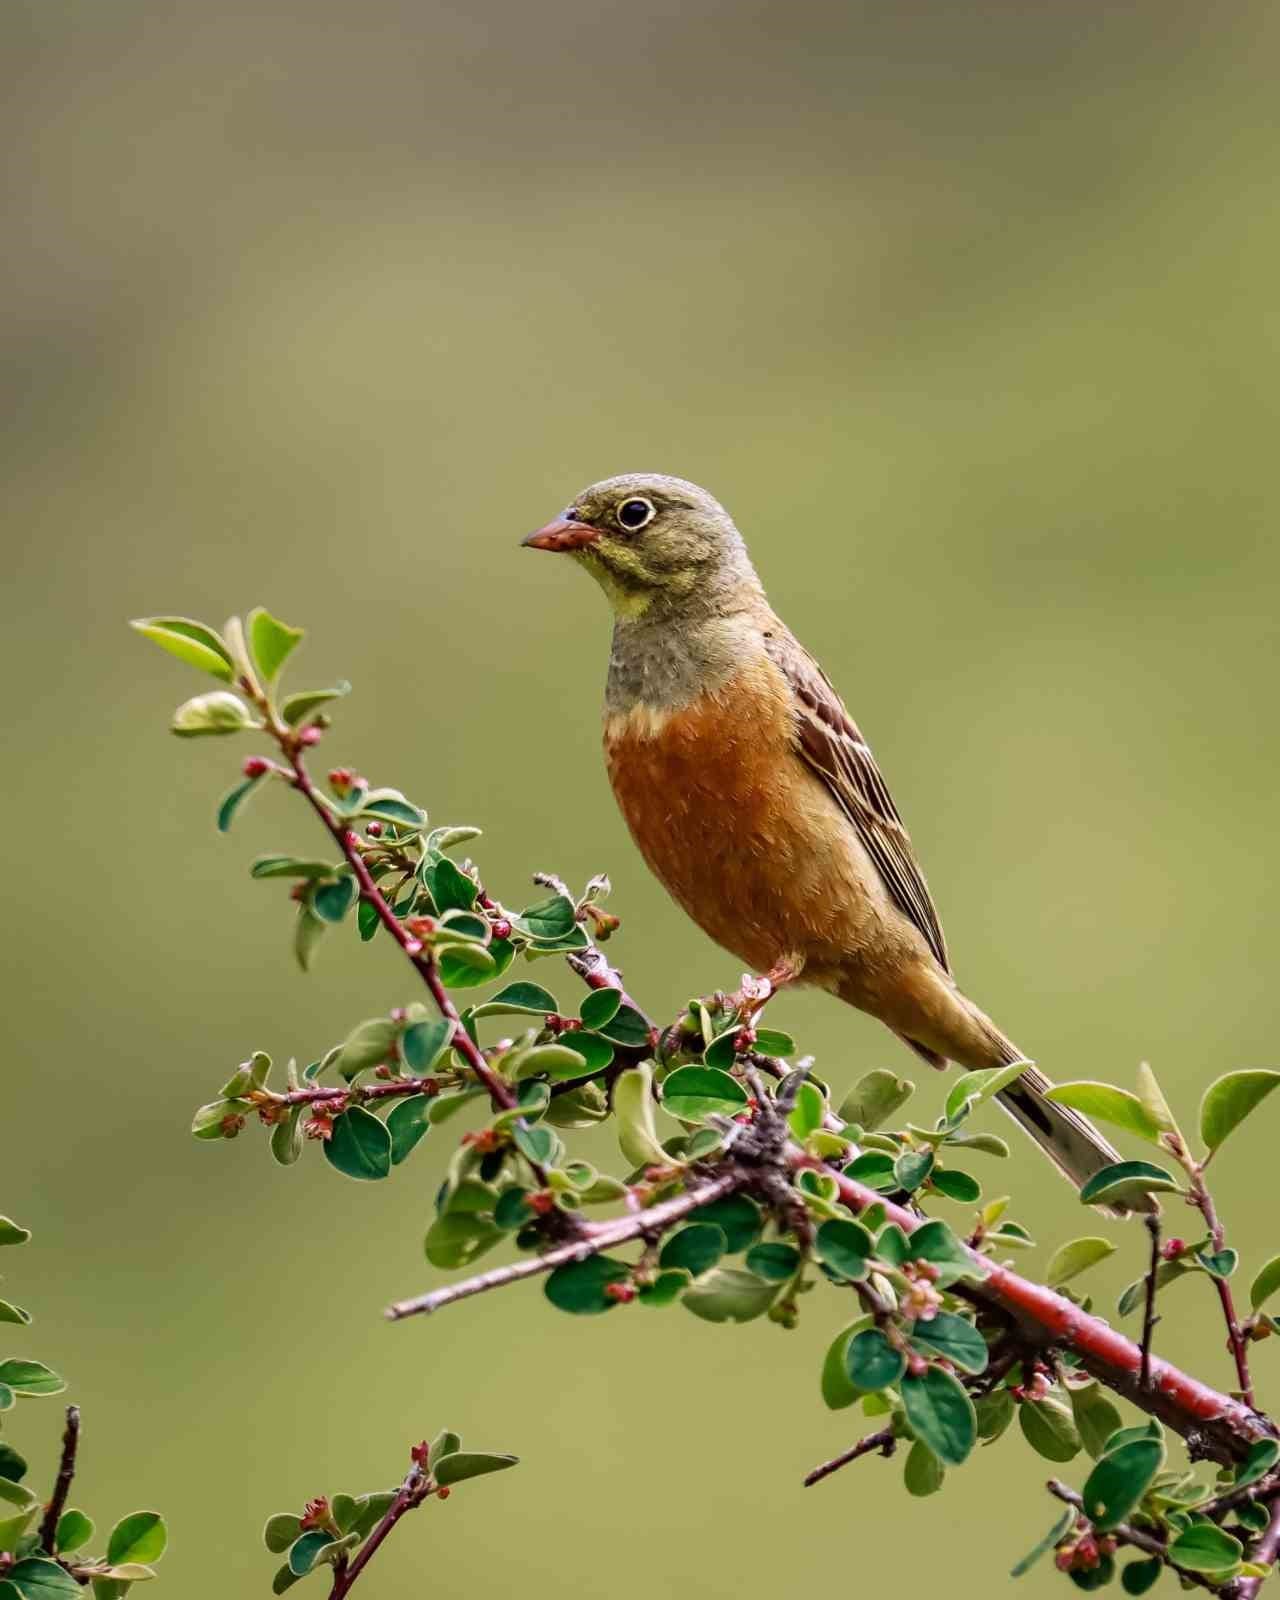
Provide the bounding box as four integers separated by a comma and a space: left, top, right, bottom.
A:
5, 1, 1279, 1593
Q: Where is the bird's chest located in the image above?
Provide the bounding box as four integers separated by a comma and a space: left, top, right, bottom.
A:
602, 668, 822, 969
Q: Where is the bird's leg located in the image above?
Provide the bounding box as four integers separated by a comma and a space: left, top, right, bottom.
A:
731, 957, 802, 1030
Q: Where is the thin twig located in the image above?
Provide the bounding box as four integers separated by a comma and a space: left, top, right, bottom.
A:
1046, 1480, 1224, 1593
386, 1171, 740, 1320
38, 1405, 80, 1555
328, 1462, 432, 1598
1186, 1169, 1256, 1407
265, 733, 550, 1186
1236, 1493, 1280, 1600
1141, 1213, 1161, 1391
804, 1427, 896, 1487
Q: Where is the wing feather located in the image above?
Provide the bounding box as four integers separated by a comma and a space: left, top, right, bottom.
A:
765, 632, 950, 972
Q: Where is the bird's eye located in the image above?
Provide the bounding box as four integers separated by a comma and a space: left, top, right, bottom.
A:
616, 497, 656, 532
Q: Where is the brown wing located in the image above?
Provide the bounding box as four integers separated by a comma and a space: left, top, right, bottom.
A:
764, 631, 950, 972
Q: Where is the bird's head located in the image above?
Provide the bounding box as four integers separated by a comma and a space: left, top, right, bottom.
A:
522, 473, 759, 618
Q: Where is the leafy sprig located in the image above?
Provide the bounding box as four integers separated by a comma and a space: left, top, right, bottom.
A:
136, 608, 1280, 1597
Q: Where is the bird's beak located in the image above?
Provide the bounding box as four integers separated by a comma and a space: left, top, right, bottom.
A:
521, 517, 603, 553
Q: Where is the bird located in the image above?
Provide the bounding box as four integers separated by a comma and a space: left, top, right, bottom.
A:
522, 472, 1123, 1199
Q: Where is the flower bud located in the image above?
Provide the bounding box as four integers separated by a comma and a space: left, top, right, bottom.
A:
242, 755, 271, 778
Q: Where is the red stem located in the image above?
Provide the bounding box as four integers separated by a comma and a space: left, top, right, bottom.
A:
824, 1166, 1270, 1463
328, 1465, 430, 1598
285, 752, 516, 1113
1187, 1171, 1255, 1407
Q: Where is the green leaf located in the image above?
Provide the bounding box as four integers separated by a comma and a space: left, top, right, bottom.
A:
1019, 1396, 1082, 1462
687, 1195, 762, 1253
1044, 1082, 1162, 1143
271, 1561, 303, 1593
216, 771, 265, 832
263, 1514, 303, 1553
1070, 1383, 1125, 1459
323, 1107, 393, 1180
434, 1451, 518, 1486
545, 1256, 630, 1314
0, 1361, 64, 1397
312, 876, 357, 924
513, 1124, 555, 1166
1250, 1255, 1280, 1312
1045, 1235, 1117, 1287
53, 1510, 93, 1554
788, 1080, 826, 1140
579, 988, 622, 1030
1011, 1510, 1074, 1577
398, 1019, 453, 1075
682, 1267, 779, 1323
637, 1270, 687, 1307
171, 689, 263, 737
1078, 1161, 1181, 1209
1135, 1062, 1179, 1135
944, 1061, 1032, 1122
424, 1214, 502, 1269
1167, 1523, 1243, 1576
903, 1438, 946, 1497
4, 1558, 81, 1598
560, 1031, 614, 1074
843, 1152, 897, 1191
387, 1097, 432, 1164
815, 1218, 874, 1280
745, 1242, 801, 1282
424, 856, 478, 913
334, 1017, 399, 1080
1196, 1246, 1237, 1279
661, 1065, 748, 1122
1199, 1070, 1280, 1154
473, 982, 557, 1018
1120, 1557, 1162, 1595
755, 1028, 796, 1058
900, 1367, 976, 1466
908, 1311, 988, 1374
845, 1328, 905, 1391
893, 1149, 935, 1193
130, 617, 234, 680
107, 1511, 166, 1565
659, 1223, 725, 1278
280, 682, 351, 725
0, 1221, 30, 1248
614, 1063, 670, 1168
357, 790, 426, 829
1234, 1437, 1280, 1490
838, 1069, 913, 1131
930, 1167, 981, 1203
428, 1452, 515, 1484
905, 1218, 976, 1273
246, 606, 303, 682
0, 1446, 26, 1484
1081, 1435, 1166, 1530
592, 1004, 650, 1048
515, 894, 577, 942
288, 1529, 333, 1576
820, 1322, 868, 1409
0, 1302, 30, 1329
975, 1387, 1016, 1443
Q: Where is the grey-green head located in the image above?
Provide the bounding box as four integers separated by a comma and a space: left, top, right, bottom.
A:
522, 473, 761, 618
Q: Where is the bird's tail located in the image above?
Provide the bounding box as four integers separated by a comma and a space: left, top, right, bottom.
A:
994, 1063, 1124, 1201
897, 997, 1135, 1213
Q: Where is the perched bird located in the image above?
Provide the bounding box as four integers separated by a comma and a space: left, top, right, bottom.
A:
523, 473, 1122, 1197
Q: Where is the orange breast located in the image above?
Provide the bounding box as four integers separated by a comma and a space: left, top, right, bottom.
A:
603, 660, 887, 979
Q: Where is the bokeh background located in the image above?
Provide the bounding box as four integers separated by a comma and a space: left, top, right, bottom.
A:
4, 1, 1279, 1593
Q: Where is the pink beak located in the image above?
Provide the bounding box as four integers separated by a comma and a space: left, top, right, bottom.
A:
521, 517, 603, 553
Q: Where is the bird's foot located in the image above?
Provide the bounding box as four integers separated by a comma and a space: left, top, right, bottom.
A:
730, 959, 801, 1031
